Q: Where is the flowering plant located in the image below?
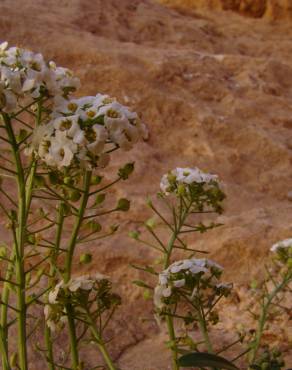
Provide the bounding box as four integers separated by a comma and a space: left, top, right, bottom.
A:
0, 42, 146, 370
132, 169, 291, 370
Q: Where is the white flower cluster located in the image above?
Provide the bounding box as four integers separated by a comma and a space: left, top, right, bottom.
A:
0, 42, 79, 112
154, 258, 231, 309
160, 167, 218, 195
29, 94, 148, 169
45, 273, 108, 331
48, 272, 108, 304
270, 238, 292, 266
271, 238, 292, 253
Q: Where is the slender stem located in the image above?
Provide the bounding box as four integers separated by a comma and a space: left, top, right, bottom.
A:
197, 307, 213, 353
64, 170, 92, 281
45, 202, 65, 370
86, 311, 117, 370
3, 113, 28, 370
0, 325, 10, 370
248, 271, 291, 364
66, 304, 80, 369
64, 170, 92, 369
161, 198, 191, 370
166, 314, 179, 370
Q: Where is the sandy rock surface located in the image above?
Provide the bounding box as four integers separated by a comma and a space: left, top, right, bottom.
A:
160, 0, 292, 19
0, 0, 292, 368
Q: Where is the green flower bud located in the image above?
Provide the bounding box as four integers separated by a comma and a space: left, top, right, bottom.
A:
63, 176, 74, 185
86, 221, 101, 233
60, 202, 71, 216
94, 193, 106, 205
145, 217, 156, 229
117, 198, 130, 212
91, 175, 103, 185
177, 183, 186, 195
129, 230, 140, 240
80, 253, 92, 264
69, 190, 81, 202
27, 234, 36, 244
118, 162, 135, 180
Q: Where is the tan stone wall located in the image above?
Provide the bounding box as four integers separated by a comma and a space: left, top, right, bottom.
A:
160, 0, 292, 19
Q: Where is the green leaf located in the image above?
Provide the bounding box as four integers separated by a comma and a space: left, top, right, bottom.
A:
132, 280, 152, 289
178, 352, 239, 369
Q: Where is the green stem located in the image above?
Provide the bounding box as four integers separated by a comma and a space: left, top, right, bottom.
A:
162, 200, 191, 370
166, 314, 179, 370
45, 202, 65, 370
64, 170, 92, 281
248, 271, 291, 364
197, 307, 213, 353
64, 170, 92, 369
3, 113, 28, 370
86, 312, 117, 370
0, 325, 9, 370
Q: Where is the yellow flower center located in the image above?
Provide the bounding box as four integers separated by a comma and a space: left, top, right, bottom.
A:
67, 103, 78, 112
60, 119, 72, 131
107, 109, 120, 119
86, 110, 96, 118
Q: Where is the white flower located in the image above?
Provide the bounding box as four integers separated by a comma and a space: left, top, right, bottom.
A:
68, 275, 96, 292
271, 238, 292, 252
49, 130, 77, 168
160, 167, 218, 194
173, 279, 185, 288
85, 124, 108, 154
154, 258, 224, 309
48, 281, 65, 304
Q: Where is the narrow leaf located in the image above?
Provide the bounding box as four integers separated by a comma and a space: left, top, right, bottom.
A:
178, 352, 239, 370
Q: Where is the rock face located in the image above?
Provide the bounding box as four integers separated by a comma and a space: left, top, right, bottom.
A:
161, 0, 292, 19
0, 0, 292, 369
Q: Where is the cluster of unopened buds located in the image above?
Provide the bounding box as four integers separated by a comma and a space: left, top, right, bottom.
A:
154, 258, 232, 310
44, 273, 110, 331
160, 167, 218, 196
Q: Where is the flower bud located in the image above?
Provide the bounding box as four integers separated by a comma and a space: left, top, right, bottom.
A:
86, 220, 101, 233
91, 175, 102, 185
69, 190, 81, 202
145, 218, 156, 229
116, 198, 130, 212
177, 184, 186, 196
80, 253, 92, 264
129, 231, 140, 240
63, 176, 74, 185
94, 193, 106, 205
118, 162, 135, 180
